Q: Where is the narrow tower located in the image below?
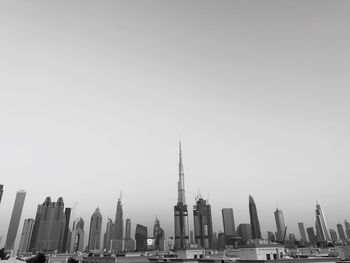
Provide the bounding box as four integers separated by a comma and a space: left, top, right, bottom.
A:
249, 195, 262, 239
174, 141, 189, 249
115, 193, 124, 240
315, 201, 331, 242
274, 208, 286, 242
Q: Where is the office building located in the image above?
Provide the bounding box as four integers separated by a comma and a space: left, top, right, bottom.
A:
238, 224, 252, 243
315, 202, 331, 242
103, 218, 114, 250
135, 224, 147, 251
70, 217, 84, 252
61, 207, 72, 252
125, 218, 131, 240
153, 218, 164, 250
274, 208, 286, 242
306, 227, 317, 245
222, 208, 236, 238
337, 223, 347, 241
193, 196, 214, 249
115, 194, 123, 240
329, 229, 337, 242
249, 195, 262, 239
174, 142, 189, 249
17, 218, 35, 255
5, 190, 26, 250
88, 207, 102, 251
298, 222, 308, 243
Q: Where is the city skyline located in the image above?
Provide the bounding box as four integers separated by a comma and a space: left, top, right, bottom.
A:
1, 0, 350, 251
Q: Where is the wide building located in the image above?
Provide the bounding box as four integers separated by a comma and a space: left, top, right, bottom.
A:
249, 195, 262, 239
5, 190, 26, 250
135, 224, 147, 251
88, 207, 102, 251
18, 218, 35, 255
274, 208, 286, 242
193, 197, 214, 249
238, 224, 252, 243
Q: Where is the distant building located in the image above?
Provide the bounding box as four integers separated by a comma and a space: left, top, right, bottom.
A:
70, 217, 84, 252
238, 224, 252, 243
0, 184, 3, 204
288, 233, 296, 242
238, 244, 285, 260
329, 229, 337, 242
88, 207, 102, 251
135, 224, 147, 251
103, 218, 114, 250
114, 194, 123, 240
249, 195, 262, 239
306, 227, 317, 245
218, 232, 226, 249
125, 218, 131, 240
274, 208, 286, 242
174, 142, 189, 249
315, 202, 331, 242
124, 239, 136, 251
298, 222, 308, 243
153, 218, 164, 250
337, 223, 347, 241
18, 218, 35, 255
61, 207, 72, 253
345, 220, 350, 239
193, 196, 214, 249
267, 231, 276, 242
5, 190, 26, 250
222, 208, 236, 237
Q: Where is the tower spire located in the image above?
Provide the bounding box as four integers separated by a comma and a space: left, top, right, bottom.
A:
178, 141, 186, 204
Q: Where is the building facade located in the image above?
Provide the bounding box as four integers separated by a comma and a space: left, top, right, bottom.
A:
153, 218, 164, 250
88, 207, 102, 251
135, 224, 147, 251
298, 222, 308, 243
103, 218, 114, 250
274, 208, 286, 242
249, 195, 262, 239
115, 195, 123, 240
222, 208, 236, 238
18, 218, 35, 255
315, 202, 331, 242
193, 197, 214, 249
70, 217, 84, 252
337, 223, 347, 241
125, 218, 131, 240
238, 224, 252, 243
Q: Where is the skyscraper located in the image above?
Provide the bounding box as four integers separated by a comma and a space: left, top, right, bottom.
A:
222, 208, 236, 237
103, 218, 114, 250
61, 207, 72, 253
0, 184, 3, 204
329, 229, 337, 242
88, 207, 102, 251
125, 218, 131, 240
315, 202, 331, 242
135, 224, 147, 251
306, 227, 317, 245
337, 223, 347, 241
18, 218, 35, 255
174, 142, 189, 249
5, 190, 26, 250
249, 195, 262, 239
193, 197, 214, 249
344, 220, 350, 239
237, 224, 252, 243
274, 208, 286, 242
153, 218, 164, 250
115, 194, 123, 240
70, 217, 84, 252
298, 222, 308, 243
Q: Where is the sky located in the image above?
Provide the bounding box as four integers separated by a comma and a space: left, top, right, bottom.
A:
0, 0, 350, 249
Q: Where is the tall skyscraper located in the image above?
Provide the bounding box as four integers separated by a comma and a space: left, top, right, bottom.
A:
70, 217, 84, 252
125, 218, 131, 240
222, 208, 236, 237
315, 202, 331, 242
174, 142, 189, 249
274, 208, 286, 242
337, 223, 347, 241
103, 218, 115, 250
61, 207, 72, 253
88, 207, 102, 251
153, 218, 164, 250
193, 197, 214, 249
0, 184, 3, 204
115, 194, 123, 240
135, 224, 147, 251
18, 218, 35, 255
34, 197, 67, 252
298, 222, 308, 243
5, 190, 26, 250
344, 220, 350, 239
249, 195, 262, 239
329, 229, 337, 242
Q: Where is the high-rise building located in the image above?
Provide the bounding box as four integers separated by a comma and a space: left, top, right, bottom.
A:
88, 207, 102, 251
298, 222, 308, 243
70, 217, 84, 252
0, 184, 3, 204
125, 218, 131, 240
34, 197, 67, 252
135, 224, 147, 251
306, 227, 317, 245
17, 218, 35, 255
153, 218, 164, 250
103, 218, 114, 250
274, 208, 286, 242
337, 223, 347, 241
115, 194, 123, 240
238, 224, 252, 243
174, 142, 189, 249
61, 207, 72, 253
315, 202, 331, 242
193, 197, 214, 249
5, 190, 26, 250
345, 220, 350, 239
249, 195, 262, 239
222, 208, 235, 237
329, 229, 337, 242
28, 204, 43, 252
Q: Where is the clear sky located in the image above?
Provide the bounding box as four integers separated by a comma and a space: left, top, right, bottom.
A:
0, 0, 350, 249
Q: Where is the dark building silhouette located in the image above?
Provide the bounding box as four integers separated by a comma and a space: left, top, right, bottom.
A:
174, 142, 189, 249
298, 222, 308, 243
274, 208, 286, 242
0, 184, 3, 204
28, 204, 43, 252
115, 194, 123, 240
193, 197, 214, 249
329, 229, 337, 242
238, 224, 252, 243
249, 195, 262, 239
125, 218, 131, 240
18, 218, 35, 255
103, 218, 114, 250
222, 208, 236, 240
34, 197, 67, 252
345, 220, 350, 239
88, 207, 102, 251
5, 190, 26, 250
306, 227, 317, 245
153, 218, 164, 250
315, 202, 331, 242
70, 217, 85, 252
337, 223, 347, 241
135, 224, 147, 251
61, 208, 72, 252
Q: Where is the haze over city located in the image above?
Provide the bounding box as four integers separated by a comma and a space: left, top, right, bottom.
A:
1, 0, 350, 249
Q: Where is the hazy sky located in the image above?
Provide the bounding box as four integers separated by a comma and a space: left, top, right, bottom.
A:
1, 0, 350, 249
